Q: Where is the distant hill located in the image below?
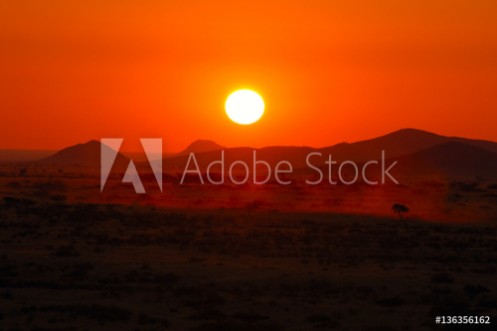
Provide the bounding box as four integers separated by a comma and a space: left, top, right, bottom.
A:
162, 128, 497, 179
39, 140, 129, 168
33, 129, 497, 179
392, 141, 497, 178
319, 128, 497, 162
177, 140, 224, 156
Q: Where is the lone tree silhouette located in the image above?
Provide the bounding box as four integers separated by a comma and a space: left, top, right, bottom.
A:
392, 203, 409, 220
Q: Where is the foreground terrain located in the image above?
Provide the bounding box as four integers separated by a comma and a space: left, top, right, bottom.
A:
1, 197, 496, 330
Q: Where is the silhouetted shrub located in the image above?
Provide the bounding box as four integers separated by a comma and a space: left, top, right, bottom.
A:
392, 203, 409, 219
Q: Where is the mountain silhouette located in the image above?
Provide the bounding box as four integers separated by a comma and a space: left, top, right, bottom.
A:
177, 140, 224, 156
319, 128, 497, 162
35, 129, 497, 179
162, 128, 497, 178
392, 141, 497, 178
39, 140, 129, 168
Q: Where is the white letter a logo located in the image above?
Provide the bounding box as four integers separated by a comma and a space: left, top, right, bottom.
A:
100, 138, 162, 194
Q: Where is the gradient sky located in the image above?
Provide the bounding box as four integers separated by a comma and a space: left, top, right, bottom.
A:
1, 0, 496, 152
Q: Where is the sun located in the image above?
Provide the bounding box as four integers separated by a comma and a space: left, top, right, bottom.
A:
225, 89, 265, 125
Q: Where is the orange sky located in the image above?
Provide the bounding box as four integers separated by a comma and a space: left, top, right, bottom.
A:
1, 0, 496, 152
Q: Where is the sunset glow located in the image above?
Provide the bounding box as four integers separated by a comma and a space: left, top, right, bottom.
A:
0, 1, 496, 152
1, 2, 497, 330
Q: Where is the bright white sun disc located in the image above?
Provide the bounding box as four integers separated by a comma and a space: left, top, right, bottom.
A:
225, 89, 265, 125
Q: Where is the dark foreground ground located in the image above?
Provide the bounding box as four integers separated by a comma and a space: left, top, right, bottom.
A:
0, 200, 496, 331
